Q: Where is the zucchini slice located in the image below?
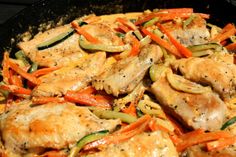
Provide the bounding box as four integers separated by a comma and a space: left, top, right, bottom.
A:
69, 130, 109, 157
187, 43, 223, 52
37, 28, 74, 50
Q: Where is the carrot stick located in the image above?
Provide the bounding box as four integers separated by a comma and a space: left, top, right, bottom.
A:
157, 23, 192, 57
32, 66, 61, 77
135, 14, 157, 25
116, 17, 136, 30
2, 52, 10, 84
64, 91, 112, 109
206, 135, 236, 151
32, 96, 65, 105
177, 130, 232, 152
129, 35, 140, 56
8, 60, 40, 85
83, 115, 151, 150
9, 74, 23, 87
225, 42, 236, 51
71, 21, 100, 44
158, 8, 193, 13
122, 102, 137, 117
166, 115, 184, 136
117, 24, 130, 33
77, 86, 96, 95
211, 23, 236, 42
141, 28, 182, 57
0, 84, 31, 95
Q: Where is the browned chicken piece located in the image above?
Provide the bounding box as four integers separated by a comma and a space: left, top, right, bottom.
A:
172, 57, 236, 100
83, 131, 178, 157
0, 101, 120, 155
82, 23, 123, 46
181, 144, 236, 157
18, 24, 87, 67
164, 15, 210, 46
151, 75, 226, 131
32, 52, 106, 97
92, 44, 163, 96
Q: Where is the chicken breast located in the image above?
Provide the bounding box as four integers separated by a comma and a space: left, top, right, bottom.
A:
0, 101, 120, 155
83, 131, 178, 157
172, 57, 236, 100
32, 52, 106, 97
93, 44, 163, 96
164, 15, 210, 46
182, 144, 236, 157
151, 75, 226, 131
18, 24, 87, 67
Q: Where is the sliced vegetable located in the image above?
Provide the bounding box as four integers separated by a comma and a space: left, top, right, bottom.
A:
141, 28, 181, 57
69, 130, 109, 157
129, 35, 140, 56
0, 84, 31, 95
138, 98, 166, 119
166, 70, 211, 94
122, 102, 137, 117
71, 21, 100, 44
116, 17, 136, 30
176, 130, 232, 152
83, 115, 151, 150
139, 35, 152, 47
15, 50, 29, 65
28, 62, 38, 73
211, 23, 236, 42
8, 60, 40, 85
116, 32, 125, 38
117, 24, 130, 33
191, 50, 214, 57
206, 135, 236, 151
149, 64, 169, 82
79, 36, 130, 52
90, 107, 137, 124
221, 116, 236, 130
187, 43, 223, 52
183, 14, 196, 29
32, 66, 61, 77
143, 17, 159, 27
133, 30, 143, 40
157, 23, 192, 57
37, 28, 74, 50
225, 42, 236, 52
158, 8, 193, 13
32, 96, 65, 105
65, 91, 112, 109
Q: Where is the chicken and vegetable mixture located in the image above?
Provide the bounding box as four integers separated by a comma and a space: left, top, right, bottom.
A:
0, 8, 236, 157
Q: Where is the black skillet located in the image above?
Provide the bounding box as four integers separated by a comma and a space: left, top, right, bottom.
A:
0, 0, 235, 59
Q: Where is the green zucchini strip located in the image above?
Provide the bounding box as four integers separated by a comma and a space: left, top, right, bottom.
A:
187, 43, 223, 52
37, 28, 74, 50
69, 130, 109, 157
221, 116, 236, 130
90, 107, 137, 124
79, 36, 130, 52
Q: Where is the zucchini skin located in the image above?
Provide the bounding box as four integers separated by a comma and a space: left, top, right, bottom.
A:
37, 28, 75, 50
221, 116, 236, 130
69, 130, 109, 157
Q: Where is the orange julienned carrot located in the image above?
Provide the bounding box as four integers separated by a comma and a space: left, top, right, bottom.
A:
141, 28, 182, 57
83, 115, 151, 150
32, 66, 61, 77
32, 96, 65, 105
64, 91, 112, 109
225, 42, 236, 51
2, 52, 10, 84
116, 17, 136, 30
8, 60, 40, 85
211, 23, 236, 42
176, 130, 232, 152
206, 135, 236, 151
157, 23, 192, 57
71, 21, 100, 44
129, 35, 140, 56
0, 84, 31, 95
158, 8, 193, 13
122, 102, 137, 117
117, 24, 130, 33
9, 72, 23, 87
77, 86, 96, 95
